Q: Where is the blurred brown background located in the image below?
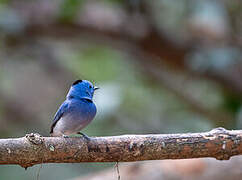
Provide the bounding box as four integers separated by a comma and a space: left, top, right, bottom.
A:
0, 0, 241, 179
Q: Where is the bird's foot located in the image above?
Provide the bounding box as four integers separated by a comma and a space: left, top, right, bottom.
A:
62, 134, 69, 138
77, 132, 91, 141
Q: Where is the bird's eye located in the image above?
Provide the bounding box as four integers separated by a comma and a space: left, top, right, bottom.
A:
89, 85, 92, 88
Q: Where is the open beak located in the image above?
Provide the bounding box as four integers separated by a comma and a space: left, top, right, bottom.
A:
94, 86, 100, 91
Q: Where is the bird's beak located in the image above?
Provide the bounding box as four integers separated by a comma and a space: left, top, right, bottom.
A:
94, 86, 100, 91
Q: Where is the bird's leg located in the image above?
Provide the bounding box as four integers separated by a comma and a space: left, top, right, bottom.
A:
77, 132, 91, 141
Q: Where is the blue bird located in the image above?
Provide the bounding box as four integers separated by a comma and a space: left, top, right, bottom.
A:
50, 80, 99, 139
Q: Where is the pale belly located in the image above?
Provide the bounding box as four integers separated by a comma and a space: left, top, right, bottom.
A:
52, 113, 94, 136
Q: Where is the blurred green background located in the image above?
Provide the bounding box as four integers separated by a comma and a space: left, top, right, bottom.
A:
0, 0, 242, 179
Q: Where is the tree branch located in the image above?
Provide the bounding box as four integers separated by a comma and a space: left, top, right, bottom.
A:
0, 127, 242, 169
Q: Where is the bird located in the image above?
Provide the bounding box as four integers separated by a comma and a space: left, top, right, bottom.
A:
50, 79, 99, 139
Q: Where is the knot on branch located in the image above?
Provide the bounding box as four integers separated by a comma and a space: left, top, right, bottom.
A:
25, 133, 43, 145
210, 127, 228, 134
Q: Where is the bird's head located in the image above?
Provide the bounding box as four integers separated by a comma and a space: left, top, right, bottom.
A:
67, 80, 99, 101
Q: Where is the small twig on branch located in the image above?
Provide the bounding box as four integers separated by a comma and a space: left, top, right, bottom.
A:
115, 162, 120, 180
0, 127, 242, 169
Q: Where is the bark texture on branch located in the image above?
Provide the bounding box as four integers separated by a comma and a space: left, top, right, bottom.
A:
0, 127, 242, 168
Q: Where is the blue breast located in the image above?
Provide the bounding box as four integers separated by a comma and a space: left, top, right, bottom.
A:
67, 98, 97, 122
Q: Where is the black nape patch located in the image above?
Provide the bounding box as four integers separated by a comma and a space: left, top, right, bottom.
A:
72, 79, 83, 86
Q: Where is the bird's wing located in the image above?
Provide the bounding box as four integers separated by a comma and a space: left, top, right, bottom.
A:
50, 101, 69, 133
